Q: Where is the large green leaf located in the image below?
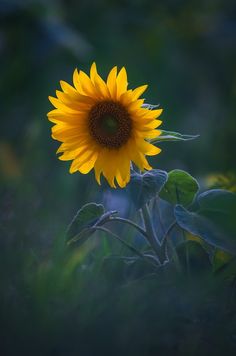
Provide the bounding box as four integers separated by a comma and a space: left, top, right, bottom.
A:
198, 189, 236, 213
197, 189, 236, 238
67, 203, 105, 245
150, 130, 199, 143
174, 201, 236, 255
128, 170, 168, 209
160, 169, 199, 207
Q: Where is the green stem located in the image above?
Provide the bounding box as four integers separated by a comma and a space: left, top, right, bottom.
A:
95, 226, 143, 257
141, 204, 166, 264
95, 226, 159, 267
154, 197, 169, 262
107, 217, 148, 238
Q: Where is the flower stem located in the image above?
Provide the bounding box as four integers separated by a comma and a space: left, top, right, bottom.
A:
141, 204, 166, 265
95, 226, 143, 257
108, 217, 148, 238
95, 226, 159, 267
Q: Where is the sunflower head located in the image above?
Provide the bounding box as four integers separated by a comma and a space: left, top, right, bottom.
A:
47, 63, 163, 188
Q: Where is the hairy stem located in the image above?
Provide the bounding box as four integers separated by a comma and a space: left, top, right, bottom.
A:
95, 226, 143, 257
95, 226, 159, 267
141, 204, 166, 264
107, 217, 148, 238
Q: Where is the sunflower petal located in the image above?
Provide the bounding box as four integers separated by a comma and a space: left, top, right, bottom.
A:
116, 172, 127, 188
116, 67, 128, 99
132, 85, 148, 100
78, 152, 98, 174
90, 62, 110, 98
116, 161, 130, 187
134, 120, 162, 130
136, 139, 162, 156
58, 143, 92, 161
128, 99, 145, 113
48, 110, 88, 124
56, 90, 94, 108
56, 136, 92, 153
69, 149, 95, 173
90, 62, 97, 81
94, 150, 106, 185
107, 66, 117, 99
78, 70, 99, 98
48, 96, 82, 114
95, 149, 117, 188
135, 129, 161, 139
119, 89, 134, 106
73, 68, 84, 94
102, 150, 118, 188
140, 108, 163, 119
127, 139, 152, 171
60, 80, 77, 94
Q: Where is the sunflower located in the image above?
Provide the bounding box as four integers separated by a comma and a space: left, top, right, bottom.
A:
47, 63, 163, 188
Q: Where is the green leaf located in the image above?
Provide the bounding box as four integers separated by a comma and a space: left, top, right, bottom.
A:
160, 169, 199, 207
67, 203, 105, 245
198, 189, 236, 213
174, 204, 236, 255
197, 190, 236, 253
67, 228, 97, 247
128, 170, 168, 209
150, 130, 199, 143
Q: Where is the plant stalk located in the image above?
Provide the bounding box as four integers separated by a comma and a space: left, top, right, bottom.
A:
141, 204, 167, 265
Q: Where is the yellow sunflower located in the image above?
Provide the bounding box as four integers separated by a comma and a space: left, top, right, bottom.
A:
47, 63, 163, 188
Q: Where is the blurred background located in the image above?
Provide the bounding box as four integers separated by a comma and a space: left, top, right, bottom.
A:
1, 0, 236, 355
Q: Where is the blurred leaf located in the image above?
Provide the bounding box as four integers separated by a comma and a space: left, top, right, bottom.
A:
151, 130, 199, 143
67, 227, 97, 248
0, 141, 22, 179
185, 231, 215, 258
128, 169, 167, 209
67, 203, 105, 245
212, 249, 234, 272
67, 203, 105, 236
206, 172, 236, 193
160, 169, 199, 207
185, 232, 203, 244
174, 204, 236, 255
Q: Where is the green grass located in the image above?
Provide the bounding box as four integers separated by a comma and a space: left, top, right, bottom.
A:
1, 229, 236, 356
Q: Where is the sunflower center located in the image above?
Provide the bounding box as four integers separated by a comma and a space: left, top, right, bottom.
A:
101, 115, 119, 135
88, 101, 132, 148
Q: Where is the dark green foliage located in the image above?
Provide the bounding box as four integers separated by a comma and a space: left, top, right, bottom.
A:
66, 202, 105, 244
0, 235, 236, 356
175, 190, 236, 254
67, 202, 105, 233
212, 249, 234, 272
160, 169, 199, 207
128, 169, 167, 209
198, 189, 236, 214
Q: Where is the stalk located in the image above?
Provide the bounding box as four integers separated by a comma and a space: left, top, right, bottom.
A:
141, 204, 167, 265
